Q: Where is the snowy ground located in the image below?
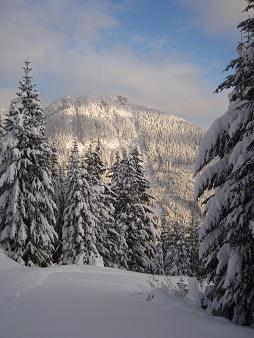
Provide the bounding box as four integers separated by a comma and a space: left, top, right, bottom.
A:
0, 250, 253, 338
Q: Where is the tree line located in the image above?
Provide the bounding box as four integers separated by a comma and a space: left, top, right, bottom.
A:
0, 61, 200, 275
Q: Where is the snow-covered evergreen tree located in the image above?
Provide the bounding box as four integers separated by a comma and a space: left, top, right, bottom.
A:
50, 144, 63, 233
62, 142, 99, 265
216, 0, 254, 108
129, 146, 162, 274
195, 3, 254, 325
0, 108, 5, 137
129, 146, 150, 202
161, 212, 172, 274
185, 209, 202, 279
109, 151, 128, 269
111, 152, 131, 270
83, 141, 105, 184
161, 217, 189, 276
52, 161, 66, 262
0, 61, 57, 266
83, 140, 118, 267
110, 151, 122, 199
99, 182, 119, 267
113, 149, 161, 274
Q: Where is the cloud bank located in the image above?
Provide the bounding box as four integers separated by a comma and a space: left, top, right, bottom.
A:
0, 0, 236, 127
180, 0, 247, 36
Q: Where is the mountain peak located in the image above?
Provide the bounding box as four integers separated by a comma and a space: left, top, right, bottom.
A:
46, 94, 195, 126
45, 95, 204, 227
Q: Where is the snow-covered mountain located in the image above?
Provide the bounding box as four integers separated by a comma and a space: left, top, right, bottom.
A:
45, 95, 204, 225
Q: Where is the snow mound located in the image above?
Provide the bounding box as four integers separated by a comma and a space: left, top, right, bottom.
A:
0, 248, 23, 271
0, 264, 253, 338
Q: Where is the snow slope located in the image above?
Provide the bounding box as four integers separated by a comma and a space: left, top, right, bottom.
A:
0, 250, 253, 338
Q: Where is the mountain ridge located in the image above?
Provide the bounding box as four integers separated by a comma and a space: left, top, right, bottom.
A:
45, 95, 204, 226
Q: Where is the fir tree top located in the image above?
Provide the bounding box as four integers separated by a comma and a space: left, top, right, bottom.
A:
215, 2, 254, 107
83, 140, 105, 184
16, 60, 44, 130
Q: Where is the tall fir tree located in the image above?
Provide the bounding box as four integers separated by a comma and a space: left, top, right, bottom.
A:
0, 61, 57, 266
99, 182, 119, 267
161, 218, 189, 276
83, 140, 119, 267
51, 145, 66, 262
129, 146, 150, 202
0, 108, 5, 137
107, 152, 126, 267
111, 151, 131, 269
84, 141, 105, 184
216, 0, 254, 108
195, 2, 254, 325
113, 148, 161, 274
129, 146, 162, 274
185, 208, 202, 279
50, 143, 62, 234
62, 142, 99, 265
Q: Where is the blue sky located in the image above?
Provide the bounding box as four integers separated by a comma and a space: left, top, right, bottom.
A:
0, 0, 248, 127
112, 0, 238, 82
115, 0, 233, 60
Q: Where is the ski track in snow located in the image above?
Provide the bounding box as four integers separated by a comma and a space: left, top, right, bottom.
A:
0, 252, 253, 338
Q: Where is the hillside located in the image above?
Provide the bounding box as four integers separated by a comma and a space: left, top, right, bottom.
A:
0, 250, 253, 338
45, 95, 204, 225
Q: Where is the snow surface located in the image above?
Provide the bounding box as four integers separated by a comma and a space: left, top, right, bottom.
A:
118, 108, 133, 118
0, 250, 253, 338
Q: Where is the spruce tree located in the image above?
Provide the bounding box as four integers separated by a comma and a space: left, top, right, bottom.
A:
62, 142, 99, 265
0, 108, 5, 137
52, 156, 66, 262
195, 2, 254, 325
161, 218, 189, 276
0, 61, 57, 266
185, 209, 202, 279
130, 147, 162, 274
113, 149, 161, 274
99, 182, 119, 267
50, 144, 63, 235
84, 141, 105, 184
216, 0, 254, 108
111, 151, 130, 269
129, 146, 150, 202
83, 140, 118, 267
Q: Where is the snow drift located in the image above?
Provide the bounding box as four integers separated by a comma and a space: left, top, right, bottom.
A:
0, 250, 253, 338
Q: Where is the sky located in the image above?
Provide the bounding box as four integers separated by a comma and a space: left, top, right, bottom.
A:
0, 0, 249, 127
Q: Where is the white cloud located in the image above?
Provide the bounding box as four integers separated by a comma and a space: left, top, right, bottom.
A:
0, 88, 16, 110
0, 0, 118, 76
0, 0, 230, 127
180, 0, 248, 36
